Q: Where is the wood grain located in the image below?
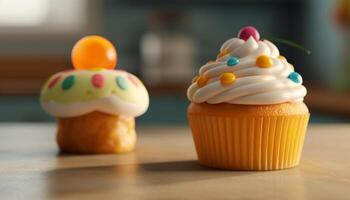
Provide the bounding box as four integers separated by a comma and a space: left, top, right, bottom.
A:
0, 124, 349, 200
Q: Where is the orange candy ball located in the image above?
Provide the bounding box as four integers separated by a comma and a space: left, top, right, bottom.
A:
217, 49, 229, 59
220, 73, 236, 85
71, 35, 117, 70
197, 76, 209, 87
256, 55, 273, 68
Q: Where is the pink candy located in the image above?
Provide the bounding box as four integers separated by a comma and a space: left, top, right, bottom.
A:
48, 75, 61, 89
92, 74, 104, 88
238, 26, 260, 41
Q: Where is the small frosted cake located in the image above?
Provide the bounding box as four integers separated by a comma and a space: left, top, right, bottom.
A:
40, 36, 149, 154
187, 26, 309, 170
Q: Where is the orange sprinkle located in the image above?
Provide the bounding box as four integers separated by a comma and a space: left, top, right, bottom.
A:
197, 76, 209, 87
278, 55, 286, 60
256, 55, 273, 68
192, 76, 199, 83
220, 73, 236, 85
217, 49, 229, 59
207, 60, 215, 64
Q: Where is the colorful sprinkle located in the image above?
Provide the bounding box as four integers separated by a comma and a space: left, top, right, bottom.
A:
256, 55, 273, 68
116, 76, 128, 90
127, 75, 140, 87
220, 73, 236, 85
48, 75, 61, 89
197, 76, 209, 87
192, 76, 199, 83
227, 57, 239, 66
288, 72, 302, 84
278, 55, 286, 60
217, 49, 229, 59
92, 74, 104, 88
61, 75, 75, 90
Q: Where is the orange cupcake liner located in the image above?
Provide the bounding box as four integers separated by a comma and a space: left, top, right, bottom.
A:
188, 114, 309, 170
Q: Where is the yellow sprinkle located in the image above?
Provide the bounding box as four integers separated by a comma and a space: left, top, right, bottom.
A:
278, 55, 286, 60
220, 73, 236, 85
192, 76, 199, 83
197, 76, 209, 87
207, 60, 215, 64
256, 55, 273, 68
217, 49, 229, 59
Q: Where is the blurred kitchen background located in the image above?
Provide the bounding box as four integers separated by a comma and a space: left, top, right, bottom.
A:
0, 0, 350, 124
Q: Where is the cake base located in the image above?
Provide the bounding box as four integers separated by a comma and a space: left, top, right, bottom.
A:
188, 102, 310, 171
56, 111, 136, 154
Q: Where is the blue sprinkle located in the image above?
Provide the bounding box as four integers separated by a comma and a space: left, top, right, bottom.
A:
288, 72, 302, 84
227, 57, 239, 67
116, 76, 128, 90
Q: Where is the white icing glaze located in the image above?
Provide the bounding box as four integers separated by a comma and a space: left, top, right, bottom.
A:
40, 69, 149, 118
41, 94, 149, 118
187, 37, 307, 105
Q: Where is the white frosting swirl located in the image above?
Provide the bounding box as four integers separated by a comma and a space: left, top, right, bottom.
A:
187, 37, 307, 105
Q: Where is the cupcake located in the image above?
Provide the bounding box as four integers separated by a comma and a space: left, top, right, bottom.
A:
40, 36, 149, 154
187, 26, 309, 170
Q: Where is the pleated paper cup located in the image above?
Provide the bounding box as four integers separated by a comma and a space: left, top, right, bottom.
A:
188, 103, 310, 171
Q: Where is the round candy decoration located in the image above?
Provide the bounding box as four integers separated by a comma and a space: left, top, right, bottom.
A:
61, 75, 76, 90
288, 72, 303, 84
238, 26, 260, 41
48, 75, 62, 89
127, 75, 140, 87
92, 74, 104, 88
256, 55, 273, 68
227, 57, 239, 67
197, 76, 209, 87
220, 73, 236, 85
116, 76, 128, 90
71, 35, 118, 70
217, 49, 229, 59
278, 55, 286, 61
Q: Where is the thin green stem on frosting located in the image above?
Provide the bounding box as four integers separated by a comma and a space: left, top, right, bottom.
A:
264, 36, 311, 55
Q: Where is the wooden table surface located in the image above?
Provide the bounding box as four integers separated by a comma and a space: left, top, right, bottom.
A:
0, 123, 349, 200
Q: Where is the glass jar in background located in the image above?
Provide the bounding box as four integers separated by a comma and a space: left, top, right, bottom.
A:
140, 11, 196, 88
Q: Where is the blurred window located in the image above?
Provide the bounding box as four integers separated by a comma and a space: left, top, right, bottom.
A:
0, 0, 100, 94
0, 0, 94, 36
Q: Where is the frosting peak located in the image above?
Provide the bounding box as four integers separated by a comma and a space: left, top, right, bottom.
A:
187, 27, 307, 105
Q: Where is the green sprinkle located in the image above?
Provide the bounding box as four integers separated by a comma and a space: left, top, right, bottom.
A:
116, 76, 127, 90
61, 75, 75, 90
